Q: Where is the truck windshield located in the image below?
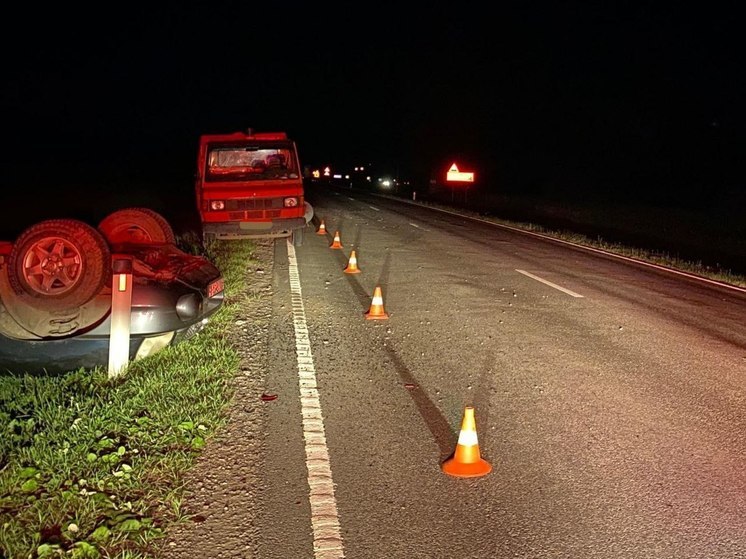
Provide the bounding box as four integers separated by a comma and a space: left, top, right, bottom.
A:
205, 146, 299, 182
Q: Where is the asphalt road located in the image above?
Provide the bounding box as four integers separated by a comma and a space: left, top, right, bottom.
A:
253, 187, 746, 559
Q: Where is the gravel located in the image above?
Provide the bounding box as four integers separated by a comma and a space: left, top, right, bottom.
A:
157, 239, 275, 559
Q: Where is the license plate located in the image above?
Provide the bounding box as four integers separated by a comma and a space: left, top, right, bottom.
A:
207, 278, 224, 298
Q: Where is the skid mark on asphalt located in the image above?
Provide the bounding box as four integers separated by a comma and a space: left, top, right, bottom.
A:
287, 239, 346, 559
383, 342, 456, 461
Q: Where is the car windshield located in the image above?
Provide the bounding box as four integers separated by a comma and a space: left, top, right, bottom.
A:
205, 145, 299, 182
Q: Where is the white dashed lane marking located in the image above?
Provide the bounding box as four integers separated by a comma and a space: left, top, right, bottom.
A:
516, 269, 584, 298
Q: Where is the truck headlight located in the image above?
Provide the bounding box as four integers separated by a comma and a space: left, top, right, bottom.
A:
210, 200, 225, 210
284, 197, 299, 207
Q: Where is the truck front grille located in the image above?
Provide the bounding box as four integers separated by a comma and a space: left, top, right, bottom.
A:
223, 198, 297, 221
226, 198, 283, 211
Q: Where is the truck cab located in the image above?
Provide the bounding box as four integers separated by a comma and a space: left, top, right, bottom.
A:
195, 129, 313, 245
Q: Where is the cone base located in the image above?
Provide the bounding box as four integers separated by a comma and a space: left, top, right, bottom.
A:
345, 268, 361, 274
441, 457, 492, 478
365, 311, 389, 320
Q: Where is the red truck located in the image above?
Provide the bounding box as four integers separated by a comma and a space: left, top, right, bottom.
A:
194, 129, 313, 245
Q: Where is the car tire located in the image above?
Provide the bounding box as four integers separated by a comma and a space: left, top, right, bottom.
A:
8, 219, 111, 310
98, 207, 176, 245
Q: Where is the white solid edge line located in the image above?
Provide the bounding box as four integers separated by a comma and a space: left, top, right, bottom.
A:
515, 269, 584, 298
287, 239, 346, 558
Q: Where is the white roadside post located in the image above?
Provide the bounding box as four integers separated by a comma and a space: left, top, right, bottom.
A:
108, 257, 134, 378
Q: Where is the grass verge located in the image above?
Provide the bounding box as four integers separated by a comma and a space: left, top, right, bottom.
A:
410, 197, 746, 289
0, 237, 256, 559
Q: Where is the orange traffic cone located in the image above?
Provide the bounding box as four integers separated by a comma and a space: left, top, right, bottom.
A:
344, 250, 361, 274
330, 231, 343, 249
442, 406, 492, 478
317, 220, 327, 235
365, 286, 389, 319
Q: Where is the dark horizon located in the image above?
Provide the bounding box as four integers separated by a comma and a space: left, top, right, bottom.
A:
1, 4, 744, 259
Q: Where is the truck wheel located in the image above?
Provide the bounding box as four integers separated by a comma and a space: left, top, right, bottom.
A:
8, 219, 111, 310
98, 207, 176, 245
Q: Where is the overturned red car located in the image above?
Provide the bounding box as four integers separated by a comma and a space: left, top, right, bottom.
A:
0, 208, 224, 375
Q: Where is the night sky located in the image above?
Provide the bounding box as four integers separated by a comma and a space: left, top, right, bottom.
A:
1, 4, 743, 237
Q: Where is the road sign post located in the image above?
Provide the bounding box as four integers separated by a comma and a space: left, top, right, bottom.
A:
108, 257, 133, 378
446, 162, 475, 206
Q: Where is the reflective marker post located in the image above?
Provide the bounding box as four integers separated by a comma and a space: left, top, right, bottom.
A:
108, 257, 133, 378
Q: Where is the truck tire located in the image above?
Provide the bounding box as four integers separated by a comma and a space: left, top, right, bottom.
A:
98, 207, 176, 245
7, 219, 111, 311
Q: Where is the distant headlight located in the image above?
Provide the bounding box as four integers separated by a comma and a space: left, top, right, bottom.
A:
176, 293, 203, 321
210, 200, 225, 210
284, 197, 299, 207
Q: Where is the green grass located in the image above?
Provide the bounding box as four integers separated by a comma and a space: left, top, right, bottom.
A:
0, 237, 258, 559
